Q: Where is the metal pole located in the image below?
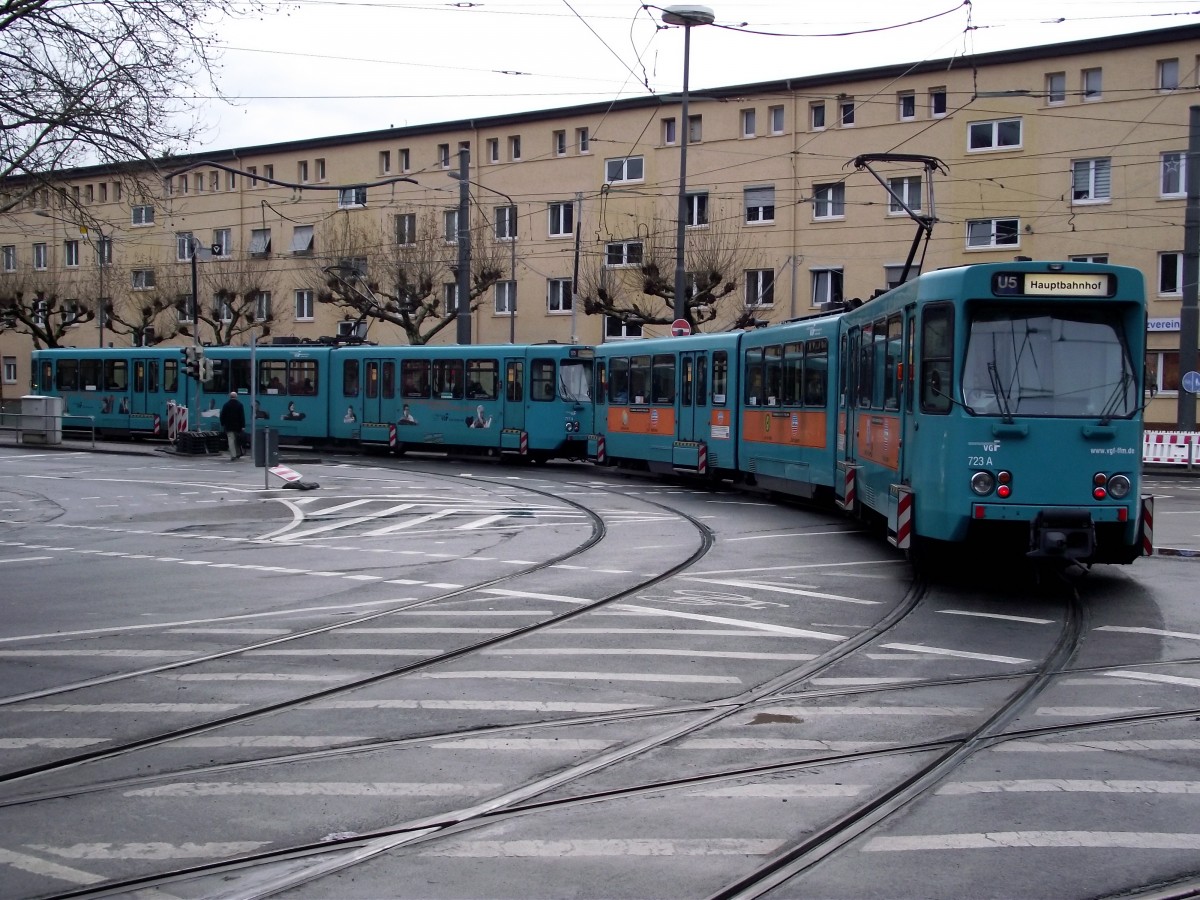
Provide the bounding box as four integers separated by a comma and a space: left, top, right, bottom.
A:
1179, 105, 1200, 430
190, 239, 201, 428
510, 228, 517, 345
97, 230, 105, 348
673, 22, 693, 325
456, 147, 472, 345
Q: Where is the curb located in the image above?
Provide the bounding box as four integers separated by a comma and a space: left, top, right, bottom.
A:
1155, 547, 1200, 558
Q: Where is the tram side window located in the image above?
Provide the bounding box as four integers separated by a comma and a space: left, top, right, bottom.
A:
920, 303, 954, 414
744, 348, 764, 406
652, 354, 675, 404
134, 361, 145, 392
506, 360, 524, 402
40, 361, 53, 392
289, 360, 317, 395
260, 360, 287, 393
782, 343, 803, 405
164, 359, 178, 393
80, 359, 101, 390
343, 360, 360, 397
697, 353, 709, 406
204, 359, 229, 393
681, 356, 694, 406
872, 318, 888, 409
229, 359, 251, 394
56, 359, 79, 391
884, 315, 902, 409
764, 345, 782, 406
712, 351, 728, 404
433, 359, 464, 398
805, 339, 828, 405
629, 355, 651, 404
608, 357, 629, 403
530, 359, 556, 401
857, 323, 875, 407
382, 361, 395, 399
595, 362, 608, 404
466, 359, 500, 400
402, 360, 430, 398
366, 361, 379, 399
106, 360, 128, 391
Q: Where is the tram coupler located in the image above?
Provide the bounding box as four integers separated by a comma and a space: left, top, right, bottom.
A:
1027, 509, 1095, 561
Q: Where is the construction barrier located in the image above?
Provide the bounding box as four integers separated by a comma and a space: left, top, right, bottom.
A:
1143, 431, 1199, 467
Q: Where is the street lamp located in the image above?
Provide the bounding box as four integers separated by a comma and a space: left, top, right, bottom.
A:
35, 210, 108, 347
662, 4, 715, 326
449, 172, 518, 344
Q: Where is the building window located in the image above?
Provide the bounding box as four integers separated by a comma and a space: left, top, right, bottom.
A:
605, 317, 642, 340
263, 164, 274, 181
1083, 68, 1102, 100
1146, 350, 1181, 395
438, 144, 450, 167
1159, 58, 1180, 92
1159, 251, 1183, 294
605, 156, 644, 184
605, 240, 643, 267
487, 138, 499, 163
495, 280, 515, 315
810, 101, 825, 130
249, 228, 271, 257
399, 149, 410, 172
688, 114, 702, 142
175, 232, 195, 262
396, 213, 416, 245
218, 295, 233, 323
298, 160, 309, 183
290, 224, 314, 255
213, 229, 231, 258
686, 192, 708, 227
443, 282, 459, 314
741, 108, 756, 138
929, 88, 947, 117
496, 204, 517, 240
968, 117, 1022, 151
225, 169, 237, 190
553, 130, 567, 156
897, 91, 915, 120
131, 204, 154, 226
811, 268, 843, 307
744, 186, 775, 224
1, 245, 14, 272
2, 357, 16, 384
338, 187, 367, 209
32, 242, 47, 270
64, 240, 79, 268
888, 176, 922, 214
444, 209, 459, 243
769, 105, 784, 135
253, 291, 272, 321
1069, 254, 1109, 264
745, 269, 774, 306
509, 135, 521, 161
1162, 152, 1186, 197
663, 117, 677, 145
315, 158, 326, 181
1072, 157, 1111, 203
966, 218, 1020, 248
97, 237, 112, 267
548, 277, 573, 313
1046, 72, 1066, 104
294, 289, 314, 321
576, 127, 590, 153
812, 183, 845, 219
884, 264, 920, 289
536, 205, 569, 247
839, 98, 855, 126
247, 165, 257, 187
131, 269, 156, 290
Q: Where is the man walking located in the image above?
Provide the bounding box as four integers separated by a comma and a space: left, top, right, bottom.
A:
219, 391, 246, 461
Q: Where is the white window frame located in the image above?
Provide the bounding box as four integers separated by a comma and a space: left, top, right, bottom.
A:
966, 217, 1020, 249
2, 356, 16, 385
218, 295, 233, 323
213, 229, 231, 258
443, 282, 459, 315
338, 187, 367, 209
688, 115, 702, 142
884, 264, 921, 289
1046, 72, 1066, 104
741, 108, 756, 138
1162, 151, 1186, 198
131, 204, 154, 226
1071, 157, 1111, 203
399, 148, 410, 172
496, 205, 517, 241
315, 158, 326, 181
32, 242, 47, 270
548, 201, 573, 238
1159, 251, 1183, 295
929, 88, 947, 118
377, 152, 389, 175
495, 280, 515, 315
897, 91, 915, 121
64, 240, 79, 268
576, 127, 590, 153
290, 224, 314, 255
548, 277, 573, 313
1069, 254, 1109, 264
131, 269, 156, 290
509, 135, 521, 161
745, 269, 774, 307
968, 117, 1023, 151
839, 98, 855, 126
294, 289, 314, 321
253, 290, 272, 322
2, 245, 15, 272
438, 144, 450, 168
769, 105, 784, 135
1159, 58, 1180, 92
604, 316, 642, 340
553, 130, 567, 156
811, 267, 843, 308
812, 183, 845, 220
685, 192, 708, 228
248, 228, 271, 257
744, 186, 775, 224
663, 117, 677, 146
810, 102, 825, 130
1083, 68, 1102, 100
444, 209, 459, 244
396, 213, 417, 245
887, 176, 922, 214
487, 138, 499, 164
299, 159, 310, 182
176, 231, 195, 262
605, 156, 644, 184
604, 240, 643, 268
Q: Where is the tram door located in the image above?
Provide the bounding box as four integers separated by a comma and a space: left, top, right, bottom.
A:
840, 326, 861, 466
362, 358, 396, 425
676, 351, 708, 444
505, 359, 525, 431
130, 356, 159, 417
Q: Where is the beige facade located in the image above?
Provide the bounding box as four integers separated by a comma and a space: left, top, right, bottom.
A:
2, 23, 1198, 425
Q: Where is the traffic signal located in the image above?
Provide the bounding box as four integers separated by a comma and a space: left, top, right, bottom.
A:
183, 346, 198, 379
198, 357, 214, 381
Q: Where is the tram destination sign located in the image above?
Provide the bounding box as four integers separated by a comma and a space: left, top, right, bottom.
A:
992, 271, 1115, 298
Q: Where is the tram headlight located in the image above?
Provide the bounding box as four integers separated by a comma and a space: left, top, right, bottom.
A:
1107, 474, 1131, 499
970, 471, 995, 495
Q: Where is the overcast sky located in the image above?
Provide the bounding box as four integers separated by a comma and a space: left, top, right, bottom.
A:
192, 0, 1197, 152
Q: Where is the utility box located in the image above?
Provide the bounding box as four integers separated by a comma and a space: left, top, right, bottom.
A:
254, 427, 279, 467
20, 395, 63, 445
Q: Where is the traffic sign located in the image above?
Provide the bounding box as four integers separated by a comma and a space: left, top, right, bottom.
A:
1182, 370, 1200, 394
671, 318, 692, 337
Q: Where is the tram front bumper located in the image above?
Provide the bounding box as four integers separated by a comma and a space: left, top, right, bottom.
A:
1028, 509, 1095, 561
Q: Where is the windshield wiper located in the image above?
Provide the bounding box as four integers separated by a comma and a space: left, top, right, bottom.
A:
987, 362, 1014, 423
1099, 370, 1132, 425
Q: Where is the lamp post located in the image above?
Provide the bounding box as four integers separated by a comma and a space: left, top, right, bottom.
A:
449, 172, 518, 343
662, 4, 715, 326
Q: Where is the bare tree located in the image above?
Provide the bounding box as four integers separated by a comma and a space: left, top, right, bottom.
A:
0, 269, 95, 348
175, 258, 276, 345
0, 0, 280, 217
311, 211, 507, 345
578, 207, 765, 333
104, 264, 181, 348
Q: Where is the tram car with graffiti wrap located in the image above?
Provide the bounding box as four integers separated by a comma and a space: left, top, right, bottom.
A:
590, 261, 1151, 565
29, 342, 594, 463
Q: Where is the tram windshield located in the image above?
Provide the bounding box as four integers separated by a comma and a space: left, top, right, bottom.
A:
961, 306, 1136, 420
559, 359, 593, 402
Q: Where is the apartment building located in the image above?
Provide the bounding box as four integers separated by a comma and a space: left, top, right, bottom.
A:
2, 22, 1198, 425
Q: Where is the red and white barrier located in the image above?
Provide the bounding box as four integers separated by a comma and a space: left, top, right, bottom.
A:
1143, 431, 1198, 466
166, 402, 187, 440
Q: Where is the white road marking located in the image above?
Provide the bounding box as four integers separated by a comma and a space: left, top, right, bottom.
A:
0, 556, 53, 564
938, 609, 1055, 624
690, 784, 866, 797
680, 739, 888, 751
880, 643, 1029, 664
763, 706, 978, 716
1035, 707, 1158, 716
0, 847, 105, 885
171, 736, 372, 747
280, 503, 419, 540
363, 509, 455, 536
483, 648, 816, 661
479, 588, 589, 605
1105, 670, 1200, 688
680, 577, 878, 605
0, 650, 185, 658
938, 780, 1200, 794
1095, 625, 1200, 642
429, 739, 613, 750
418, 670, 742, 684
124, 782, 497, 797
614, 604, 847, 640
996, 739, 1200, 752
26, 842, 270, 859
5, 703, 241, 713
420, 839, 785, 858
310, 699, 644, 712
0, 738, 108, 748
726, 530, 860, 541
155, 673, 359, 682
864, 832, 1200, 851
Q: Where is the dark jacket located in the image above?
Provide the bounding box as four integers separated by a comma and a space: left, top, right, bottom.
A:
220, 397, 246, 432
